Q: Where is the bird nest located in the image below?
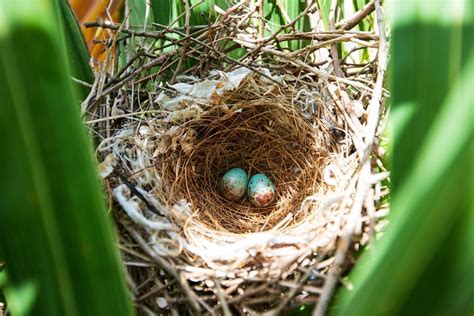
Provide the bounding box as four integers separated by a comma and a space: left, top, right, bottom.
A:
158, 77, 326, 234
83, 2, 389, 314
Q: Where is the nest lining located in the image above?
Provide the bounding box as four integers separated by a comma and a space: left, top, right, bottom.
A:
159, 84, 327, 233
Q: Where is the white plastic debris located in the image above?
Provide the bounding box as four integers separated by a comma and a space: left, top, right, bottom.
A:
155, 67, 255, 111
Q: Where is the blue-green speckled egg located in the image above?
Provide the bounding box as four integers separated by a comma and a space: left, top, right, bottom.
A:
220, 168, 248, 201
247, 173, 275, 207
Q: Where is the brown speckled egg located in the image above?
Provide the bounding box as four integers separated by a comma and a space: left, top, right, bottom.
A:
219, 168, 248, 201
247, 173, 275, 207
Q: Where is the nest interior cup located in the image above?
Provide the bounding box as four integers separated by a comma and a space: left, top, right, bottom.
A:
158, 80, 326, 233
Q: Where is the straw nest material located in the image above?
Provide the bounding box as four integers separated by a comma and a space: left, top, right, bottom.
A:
83, 2, 389, 314
159, 79, 327, 234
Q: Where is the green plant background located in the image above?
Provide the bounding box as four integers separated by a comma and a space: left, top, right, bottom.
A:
0, 0, 472, 315
0, 0, 132, 315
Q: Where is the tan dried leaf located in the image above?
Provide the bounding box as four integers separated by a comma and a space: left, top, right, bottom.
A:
166, 104, 202, 122
157, 134, 172, 154
111, 103, 125, 117
179, 130, 196, 155
210, 89, 223, 105
98, 153, 117, 178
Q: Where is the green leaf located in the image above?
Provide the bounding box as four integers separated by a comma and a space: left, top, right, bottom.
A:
0, 0, 134, 315
331, 1, 474, 315
151, 0, 225, 29
151, 0, 178, 28
56, 0, 93, 100
316, 0, 331, 30
2, 278, 38, 316
283, 0, 311, 50
129, 0, 149, 27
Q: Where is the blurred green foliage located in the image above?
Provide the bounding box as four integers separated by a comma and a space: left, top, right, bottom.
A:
0, 0, 133, 315
332, 1, 474, 315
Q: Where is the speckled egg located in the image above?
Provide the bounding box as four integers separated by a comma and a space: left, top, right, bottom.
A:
219, 168, 248, 201
247, 173, 276, 207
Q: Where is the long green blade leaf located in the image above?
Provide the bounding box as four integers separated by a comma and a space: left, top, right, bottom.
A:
56, 0, 93, 99
0, 0, 133, 315
331, 0, 474, 315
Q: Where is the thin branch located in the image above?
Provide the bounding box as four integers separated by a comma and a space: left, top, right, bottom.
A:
143, 0, 151, 32
71, 77, 93, 87
329, 0, 344, 78
214, 279, 232, 316
336, 1, 375, 31
267, 268, 318, 315
235, 1, 318, 63
86, 53, 172, 110
114, 172, 165, 217
276, 30, 378, 42
170, 0, 191, 83
123, 225, 202, 313
364, 0, 388, 150
233, 39, 373, 92
257, 0, 264, 41
84, 21, 168, 39
275, 0, 292, 25
289, 34, 358, 58
85, 109, 163, 124
135, 280, 176, 302
161, 27, 283, 86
